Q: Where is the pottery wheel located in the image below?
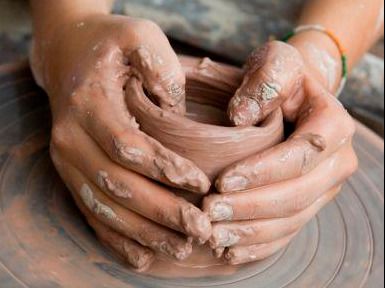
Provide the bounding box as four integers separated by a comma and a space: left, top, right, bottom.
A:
0, 62, 383, 288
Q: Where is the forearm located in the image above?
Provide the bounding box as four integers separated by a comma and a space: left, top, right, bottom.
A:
29, 0, 115, 90
289, 0, 384, 92
30, 0, 114, 41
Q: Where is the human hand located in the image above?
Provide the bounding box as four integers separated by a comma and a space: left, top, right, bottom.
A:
31, 14, 212, 270
203, 41, 358, 265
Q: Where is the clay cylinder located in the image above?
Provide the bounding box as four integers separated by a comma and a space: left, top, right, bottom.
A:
125, 56, 284, 182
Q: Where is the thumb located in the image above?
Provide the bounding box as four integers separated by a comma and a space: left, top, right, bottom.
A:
228, 41, 304, 126
128, 29, 186, 115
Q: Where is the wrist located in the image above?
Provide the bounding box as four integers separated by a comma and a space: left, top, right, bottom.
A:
31, 0, 112, 44
288, 30, 342, 94
30, 1, 112, 90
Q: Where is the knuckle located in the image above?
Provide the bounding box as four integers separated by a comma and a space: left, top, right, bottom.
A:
134, 19, 161, 34
344, 114, 356, 137
50, 124, 69, 151
246, 44, 269, 71
288, 201, 307, 216
68, 88, 86, 109
330, 101, 356, 137
335, 112, 356, 140
289, 135, 323, 174
348, 150, 359, 176
49, 144, 60, 167
267, 41, 303, 65
300, 149, 317, 174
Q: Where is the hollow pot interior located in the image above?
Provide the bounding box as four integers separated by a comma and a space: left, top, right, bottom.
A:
125, 56, 284, 181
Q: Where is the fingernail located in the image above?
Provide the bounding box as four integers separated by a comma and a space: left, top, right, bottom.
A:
228, 95, 261, 126
214, 228, 240, 247
219, 176, 249, 192
122, 242, 154, 271
210, 202, 234, 222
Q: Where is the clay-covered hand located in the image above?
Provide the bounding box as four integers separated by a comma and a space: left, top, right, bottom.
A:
203, 41, 358, 265
31, 15, 212, 270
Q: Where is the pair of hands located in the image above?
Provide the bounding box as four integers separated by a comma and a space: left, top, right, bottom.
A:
31, 14, 357, 270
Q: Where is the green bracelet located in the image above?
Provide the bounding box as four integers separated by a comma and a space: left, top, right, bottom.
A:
282, 24, 348, 97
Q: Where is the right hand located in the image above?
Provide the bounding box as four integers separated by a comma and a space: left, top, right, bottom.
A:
31, 14, 212, 271
204, 41, 357, 265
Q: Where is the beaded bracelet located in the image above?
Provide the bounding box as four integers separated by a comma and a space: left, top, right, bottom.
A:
282, 24, 348, 97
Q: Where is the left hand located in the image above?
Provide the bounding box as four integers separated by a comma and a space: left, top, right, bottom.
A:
203, 41, 358, 265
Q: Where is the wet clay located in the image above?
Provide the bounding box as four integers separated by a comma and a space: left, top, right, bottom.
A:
0, 63, 383, 287
124, 56, 284, 270
125, 56, 284, 181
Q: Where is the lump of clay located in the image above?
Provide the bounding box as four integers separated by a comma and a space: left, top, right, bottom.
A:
125, 56, 284, 181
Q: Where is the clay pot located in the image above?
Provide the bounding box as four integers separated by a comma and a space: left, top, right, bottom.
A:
125, 56, 284, 182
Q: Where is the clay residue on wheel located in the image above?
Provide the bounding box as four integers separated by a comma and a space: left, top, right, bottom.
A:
0, 63, 383, 286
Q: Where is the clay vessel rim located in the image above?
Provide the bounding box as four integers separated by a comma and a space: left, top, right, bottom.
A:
129, 78, 282, 134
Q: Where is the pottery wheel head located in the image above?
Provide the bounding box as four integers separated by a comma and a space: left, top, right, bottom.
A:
0, 61, 383, 288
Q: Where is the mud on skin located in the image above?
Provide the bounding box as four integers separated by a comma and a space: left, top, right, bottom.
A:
30, 6, 359, 269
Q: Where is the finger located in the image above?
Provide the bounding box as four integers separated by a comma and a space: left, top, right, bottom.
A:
210, 186, 341, 248
78, 184, 193, 260
224, 231, 298, 265
51, 157, 156, 271
217, 79, 356, 193
64, 171, 156, 271
62, 124, 211, 242
76, 89, 211, 194
51, 154, 193, 260
76, 181, 193, 261
204, 145, 357, 221
227, 41, 304, 126
71, 188, 155, 271
88, 213, 155, 271
127, 20, 186, 114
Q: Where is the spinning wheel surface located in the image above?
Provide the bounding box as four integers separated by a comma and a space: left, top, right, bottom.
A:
0, 62, 383, 288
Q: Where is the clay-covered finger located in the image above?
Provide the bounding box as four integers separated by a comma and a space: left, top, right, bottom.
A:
228, 41, 304, 126
50, 154, 194, 260
88, 215, 155, 271
224, 231, 298, 265
78, 94, 210, 194
217, 79, 356, 193
210, 186, 341, 248
127, 20, 186, 114
78, 183, 193, 260
204, 145, 357, 221
63, 124, 211, 242
69, 186, 156, 271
